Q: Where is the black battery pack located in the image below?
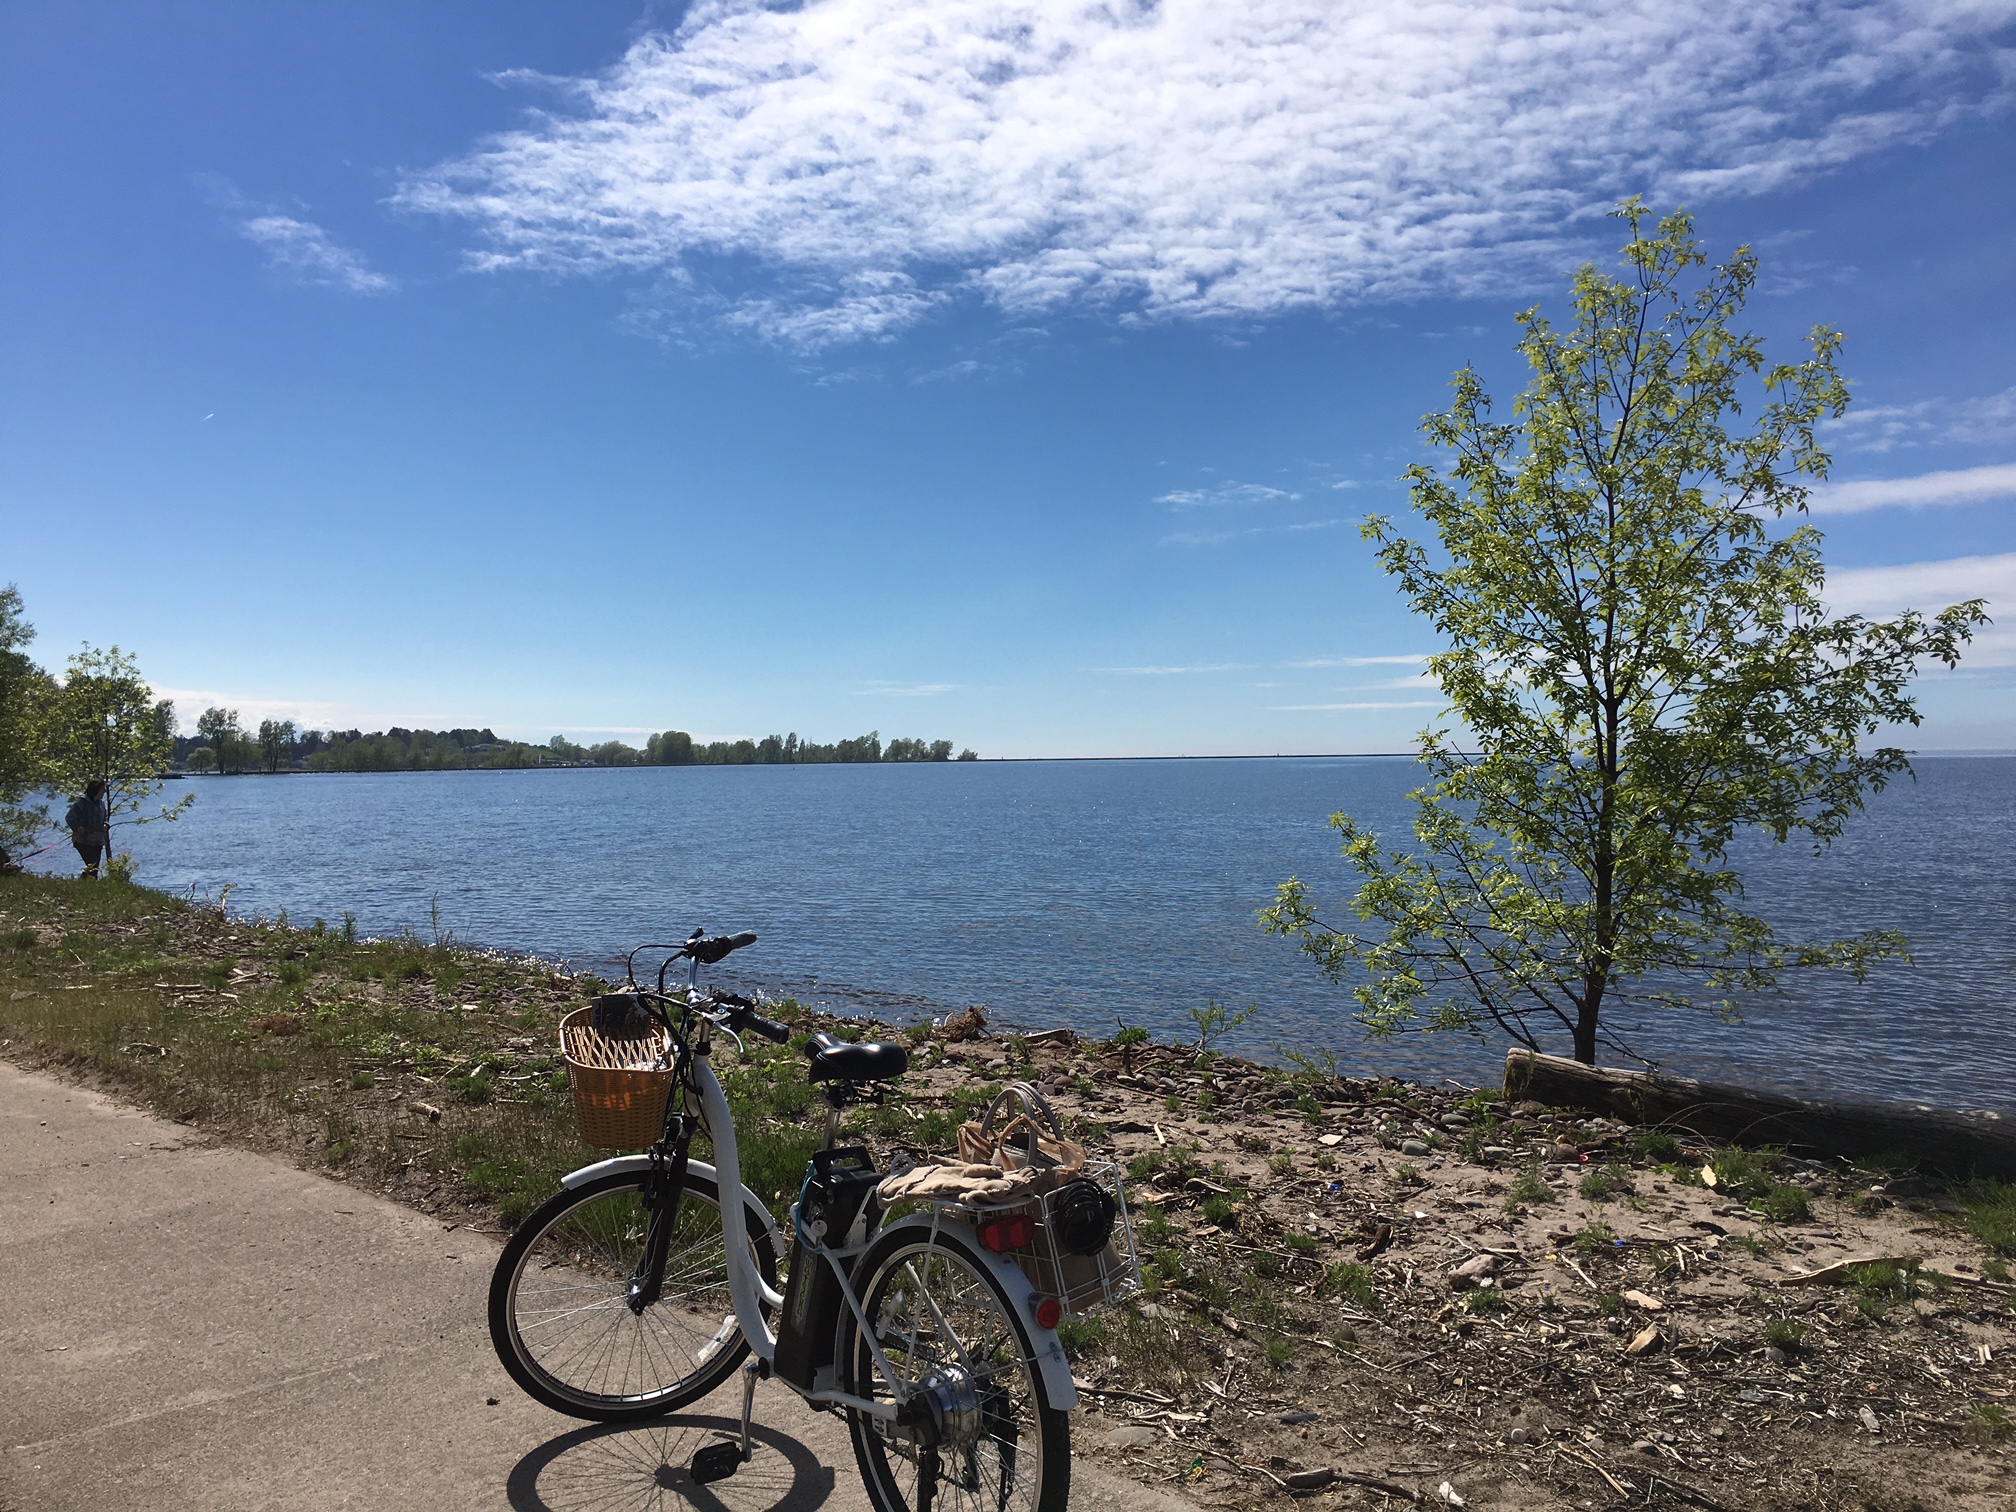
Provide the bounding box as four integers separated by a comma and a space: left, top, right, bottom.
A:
772, 1146, 879, 1391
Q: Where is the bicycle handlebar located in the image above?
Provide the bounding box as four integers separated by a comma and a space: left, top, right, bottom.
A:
685, 930, 758, 965
709, 990, 792, 1045
735, 1007, 793, 1044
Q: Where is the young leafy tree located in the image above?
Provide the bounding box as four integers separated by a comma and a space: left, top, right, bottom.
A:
196, 706, 241, 774
257, 717, 297, 773
41, 645, 191, 840
1263, 203, 1986, 1065
0, 586, 56, 849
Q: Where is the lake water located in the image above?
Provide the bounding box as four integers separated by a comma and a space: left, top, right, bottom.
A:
104, 756, 2015, 1111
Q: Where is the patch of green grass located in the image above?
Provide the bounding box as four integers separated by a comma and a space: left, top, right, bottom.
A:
1579, 1164, 1631, 1202
1321, 1261, 1377, 1310
1461, 1287, 1504, 1315
348, 1070, 375, 1090
729, 1124, 822, 1217
1762, 1183, 1813, 1224
1294, 1093, 1322, 1124
1762, 1318, 1805, 1351
1262, 1337, 1294, 1369
1267, 1150, 1294, 1176
1393, 1162, 1423, 1186
1849, 1258, 1920, 1318
1458, 1112, 1502, 1162
2, 926, 39, 950
1983, 1258, 2010, 1283
1200, 1194, 1238, 1227
1963, 1181, 2016, 1257
1571, 1222, 1615, 1254
1054, 1317, 1108, 1357
1967, 1402, 2013, 1444
1286, 1231, 1318, 1256
1710, 1145, 1781, 1202
1632, 1129, 1684, 1163
1599, 1291, 1624, 1317
1725, 1231, 1771, 1257
1506, 1164, 1554, 1210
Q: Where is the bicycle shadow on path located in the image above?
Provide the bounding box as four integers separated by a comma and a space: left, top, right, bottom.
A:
507, 1414, 837, 1512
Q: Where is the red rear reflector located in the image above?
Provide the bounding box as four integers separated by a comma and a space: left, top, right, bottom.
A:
1033, 1297, 1063, 1330
978, 1215, 1034, 1253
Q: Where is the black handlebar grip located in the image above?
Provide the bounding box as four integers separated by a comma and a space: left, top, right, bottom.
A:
742, 1011, 792, 1045
688, 930, 759, 965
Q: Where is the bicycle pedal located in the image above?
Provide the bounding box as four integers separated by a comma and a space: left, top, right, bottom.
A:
690, 1440, 744, 1484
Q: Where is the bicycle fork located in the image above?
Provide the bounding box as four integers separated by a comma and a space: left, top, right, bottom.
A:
627, 1116, 696, 1314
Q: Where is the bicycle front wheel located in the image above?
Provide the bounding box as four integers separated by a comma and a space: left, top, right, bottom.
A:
844, 1224, 1070, 1512
489, 1168, 778, 1421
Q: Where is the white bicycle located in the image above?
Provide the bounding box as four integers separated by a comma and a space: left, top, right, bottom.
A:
489, 929, 1122, 1512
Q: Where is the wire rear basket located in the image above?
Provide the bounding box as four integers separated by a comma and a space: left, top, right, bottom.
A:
971, 1159, 1142, 1319
559, 1006, 676, 1149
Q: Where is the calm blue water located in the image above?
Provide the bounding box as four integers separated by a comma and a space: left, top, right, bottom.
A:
95, 756, 2015, 1111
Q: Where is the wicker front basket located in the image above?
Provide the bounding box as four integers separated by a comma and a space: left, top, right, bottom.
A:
560, 1007, 676, 1149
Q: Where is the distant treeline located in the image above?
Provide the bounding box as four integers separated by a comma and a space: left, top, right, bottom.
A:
172, 714, 977, 774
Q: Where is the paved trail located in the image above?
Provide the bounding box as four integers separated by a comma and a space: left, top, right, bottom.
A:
0, 1062, 1186, 1512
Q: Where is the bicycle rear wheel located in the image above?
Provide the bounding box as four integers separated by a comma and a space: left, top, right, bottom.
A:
843, 1224, 1070, 1512
490, 1169, 777, 1421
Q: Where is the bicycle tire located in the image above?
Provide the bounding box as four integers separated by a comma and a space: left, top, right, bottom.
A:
489, 1168, 778, 1421
843, 1223, 1070, 1512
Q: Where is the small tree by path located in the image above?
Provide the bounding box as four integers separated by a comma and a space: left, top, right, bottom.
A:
1263, 202, 1986, 1066
40, 645, 191, 850
0, 587, 56, 850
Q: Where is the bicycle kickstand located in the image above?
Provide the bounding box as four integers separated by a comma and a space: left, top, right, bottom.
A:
693, 1358, 762, 1484
739, 1358, 760, 1463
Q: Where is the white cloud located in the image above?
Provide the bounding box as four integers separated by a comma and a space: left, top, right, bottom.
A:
1157, 482, 1298, 509
1808, 462, 2016, 514
1099, 662, 1248, 675
240, 216, 394, 294
1826, 551, 2016, 666
1828, 385, 2016, 452
857, 680, 960, 696
1287, 653, 1431, 668
1162, 518, 1340, 547
1270, 700, 1444, 711
399, 0, 2016, 347
153, 690, 374, 733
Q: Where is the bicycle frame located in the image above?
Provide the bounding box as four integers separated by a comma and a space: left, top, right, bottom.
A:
559, 954, 1077, 1417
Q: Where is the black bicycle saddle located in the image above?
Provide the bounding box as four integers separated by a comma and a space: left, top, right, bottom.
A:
804, 1031, 908, 1084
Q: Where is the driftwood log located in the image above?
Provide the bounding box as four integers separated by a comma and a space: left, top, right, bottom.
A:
1503, 1050, 2016, 1180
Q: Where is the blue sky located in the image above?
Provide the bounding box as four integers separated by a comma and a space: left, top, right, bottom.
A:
4, 0, 2014, 757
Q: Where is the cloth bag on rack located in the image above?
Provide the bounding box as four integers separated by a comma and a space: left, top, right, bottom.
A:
877, 1081, 1086, 1204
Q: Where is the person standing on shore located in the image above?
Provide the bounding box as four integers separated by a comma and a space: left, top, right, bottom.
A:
65, 780, 108, 879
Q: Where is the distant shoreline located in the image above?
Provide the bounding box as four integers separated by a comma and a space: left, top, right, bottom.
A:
169, 747, 2013, 775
